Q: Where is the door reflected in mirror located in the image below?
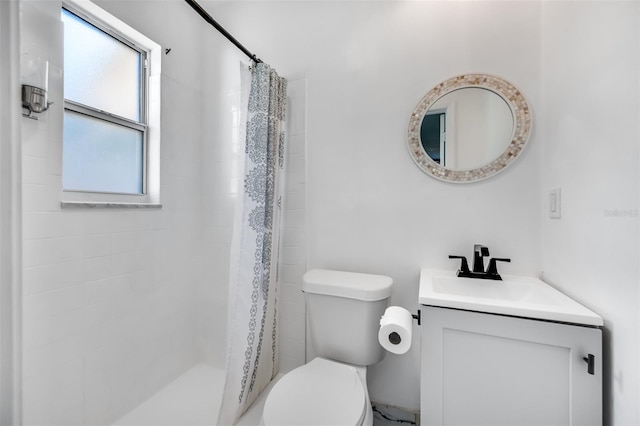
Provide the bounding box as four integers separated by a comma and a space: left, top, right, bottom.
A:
420, 88, 514, 171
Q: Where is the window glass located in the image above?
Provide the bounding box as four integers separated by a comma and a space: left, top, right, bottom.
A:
63, 110, 143, 194
62, 8, 141, 121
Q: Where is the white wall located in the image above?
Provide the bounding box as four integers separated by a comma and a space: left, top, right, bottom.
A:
540, 2, 640, 424
20, 0, 307, 422
277, 77, 308, 373
197, 10, 243, 370
213, 0, 542, 412
19, 0, 640, 424
19, 1, 230, 423
215, 1, 640, 422
1, 0, 23, 423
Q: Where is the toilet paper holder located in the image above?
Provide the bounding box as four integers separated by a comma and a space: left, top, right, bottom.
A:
412, 310, 421, 326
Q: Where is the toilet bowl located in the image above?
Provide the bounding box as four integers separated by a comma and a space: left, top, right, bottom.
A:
261, 269, 393, 426
262, 357, 372, 426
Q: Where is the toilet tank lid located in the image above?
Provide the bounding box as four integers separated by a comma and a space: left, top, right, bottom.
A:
302, 269, 393, 301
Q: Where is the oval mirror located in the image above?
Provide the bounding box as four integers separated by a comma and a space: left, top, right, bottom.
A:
407, 74, 532, 183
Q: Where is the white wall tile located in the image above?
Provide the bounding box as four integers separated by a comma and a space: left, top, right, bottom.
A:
82, 234, 112, 259
23, 155, 49, 184
23, 212, 85, 240
23, 236, 84, 268
23, 285, 85, 322
83, 368, 114, 426
82, 257, 112, 283
22, 182, 59, 212
23, 260, 84, 296
276, 76, 308, 373
49, 358, 84, 425
84, 277, 114, 305
22, 375, 51, 426
47, 137, 63, 176
280, 283, 304, 307
20, 0, 207, 423
110, 231, 136, 255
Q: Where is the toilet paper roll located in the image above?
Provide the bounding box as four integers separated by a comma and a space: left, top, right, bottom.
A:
378, 306, 413, 355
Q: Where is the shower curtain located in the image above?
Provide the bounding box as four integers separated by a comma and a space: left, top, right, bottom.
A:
217, 62, 288, 425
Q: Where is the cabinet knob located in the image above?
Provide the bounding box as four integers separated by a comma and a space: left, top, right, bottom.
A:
583, 354, 595, 375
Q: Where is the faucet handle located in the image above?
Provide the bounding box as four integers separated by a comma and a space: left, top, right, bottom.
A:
449, 255, 470, 274
486, 257, 511, 277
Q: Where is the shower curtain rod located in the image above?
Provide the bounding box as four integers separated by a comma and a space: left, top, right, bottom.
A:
184, 0, 263, 64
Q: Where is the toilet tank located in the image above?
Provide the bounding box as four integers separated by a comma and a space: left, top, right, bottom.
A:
302, 269, 393, 366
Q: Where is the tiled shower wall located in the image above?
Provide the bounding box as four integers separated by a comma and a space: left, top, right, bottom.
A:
197, 72, 308, 374
20, 1, 208, 424
278, 78, 308, 373
21, 1, 308, 423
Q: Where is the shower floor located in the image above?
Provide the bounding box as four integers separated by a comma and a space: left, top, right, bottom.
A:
111, 364, 279, 426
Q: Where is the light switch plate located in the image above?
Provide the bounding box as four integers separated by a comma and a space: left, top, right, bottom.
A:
549, 188, 561, 218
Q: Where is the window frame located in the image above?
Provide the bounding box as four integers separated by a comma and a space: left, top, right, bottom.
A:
61, 0, 161, 207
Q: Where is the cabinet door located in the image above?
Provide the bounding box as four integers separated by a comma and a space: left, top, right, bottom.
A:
421, 307, 602, 426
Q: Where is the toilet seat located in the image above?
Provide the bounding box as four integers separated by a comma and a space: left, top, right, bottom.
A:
263, 358, 366, 426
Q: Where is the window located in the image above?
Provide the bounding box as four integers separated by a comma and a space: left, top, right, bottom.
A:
61, 0, 161, 205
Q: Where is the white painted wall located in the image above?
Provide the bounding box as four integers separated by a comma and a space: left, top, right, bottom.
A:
213, 0, 542, 412
540, 2, 640, 424
215, 1, 640, 422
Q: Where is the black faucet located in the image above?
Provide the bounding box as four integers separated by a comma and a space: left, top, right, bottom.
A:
472, 244, 490, 273
449, 244, 511, 280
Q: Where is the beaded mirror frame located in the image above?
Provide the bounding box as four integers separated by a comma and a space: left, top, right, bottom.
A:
407, 74, 532, 183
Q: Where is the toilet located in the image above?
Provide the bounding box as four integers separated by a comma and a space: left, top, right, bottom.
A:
262, 269, 393, 426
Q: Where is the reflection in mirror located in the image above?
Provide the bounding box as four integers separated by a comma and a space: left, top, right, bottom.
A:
408, 74, 531, 183
421, 88, 513, 171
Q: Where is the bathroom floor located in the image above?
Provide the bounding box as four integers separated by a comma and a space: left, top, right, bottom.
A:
110, 363, 417, 426
111, 364, 279, 426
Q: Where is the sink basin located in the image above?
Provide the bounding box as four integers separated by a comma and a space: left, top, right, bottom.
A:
419, 269, 603, 326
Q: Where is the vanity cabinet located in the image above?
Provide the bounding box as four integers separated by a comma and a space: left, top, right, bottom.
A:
420, 306, 602, 426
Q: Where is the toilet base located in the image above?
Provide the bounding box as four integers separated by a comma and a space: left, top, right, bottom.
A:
353, 364, 373, 426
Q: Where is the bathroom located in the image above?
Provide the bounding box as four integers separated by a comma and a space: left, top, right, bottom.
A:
0, 0, 638, 425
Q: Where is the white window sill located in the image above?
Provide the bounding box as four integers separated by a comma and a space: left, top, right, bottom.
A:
61, 201, 162, 209
62, 189, 161, 207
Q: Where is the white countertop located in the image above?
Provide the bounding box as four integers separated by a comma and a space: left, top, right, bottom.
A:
419, 269, 603, 327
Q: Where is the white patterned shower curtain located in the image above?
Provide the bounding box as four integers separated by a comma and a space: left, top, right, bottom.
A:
217, 62, 287, 425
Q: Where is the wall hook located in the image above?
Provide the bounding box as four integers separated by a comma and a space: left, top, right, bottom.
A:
165, 48, 172, 55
